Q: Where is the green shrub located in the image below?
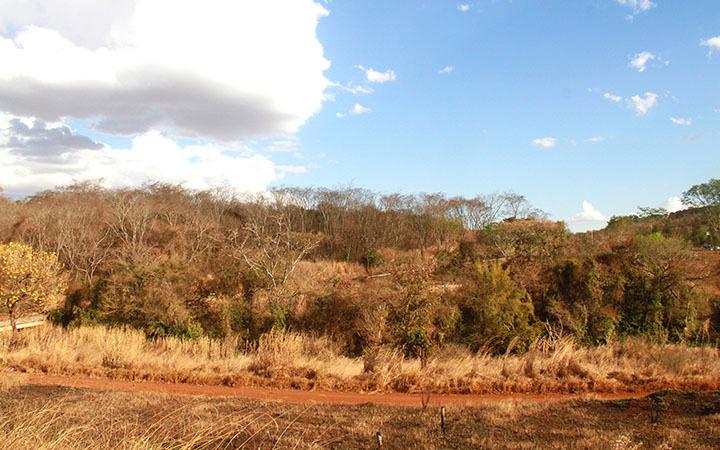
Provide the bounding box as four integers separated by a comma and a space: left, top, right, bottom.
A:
455, 262, 538, 354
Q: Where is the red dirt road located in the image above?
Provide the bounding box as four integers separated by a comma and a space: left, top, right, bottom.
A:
11, 372, 653, 407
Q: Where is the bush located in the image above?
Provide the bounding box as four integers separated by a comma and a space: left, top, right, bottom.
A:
359, 249, 384, 275
455, 262, 538, 354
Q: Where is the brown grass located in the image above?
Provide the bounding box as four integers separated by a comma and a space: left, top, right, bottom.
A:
1, 385, 719, 449
1, 324, 719, 394
0, 372, 22, 392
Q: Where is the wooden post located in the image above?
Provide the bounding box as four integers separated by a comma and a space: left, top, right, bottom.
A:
440, 406, 446, 433
375, 431, 383, 449
9, 304, 18, 336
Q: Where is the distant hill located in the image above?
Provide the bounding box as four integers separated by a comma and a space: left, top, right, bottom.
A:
603, 205, 719, 247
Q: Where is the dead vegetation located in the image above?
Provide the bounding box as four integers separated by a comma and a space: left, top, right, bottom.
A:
0, 384, 718, 449
2, 324, 718, 394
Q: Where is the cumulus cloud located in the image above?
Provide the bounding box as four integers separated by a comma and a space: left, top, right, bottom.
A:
567, 201, 608, 232
629, 51, 656, 72
670, 117, 692, 126
0, 128, 289, 198
0, 0, 331, 142
530, 137, 557, 149
0, 113, 102, 162
0, 0, 137, 49
701, 36, 720, 55
587, 136, 607, 143
457, 4, 470, 12
615, 0, 656, 17
630, 92, 658, 115
662, 196, 686, 213
356, 65, 397, 83
439, 65, 454, 75
604, 92, 623, 103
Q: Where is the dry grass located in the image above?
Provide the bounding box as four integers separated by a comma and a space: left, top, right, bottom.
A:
1, 372, 22, 392
1, 385, 719, 449
1, 324, 719, 394
0, 386, 328, 449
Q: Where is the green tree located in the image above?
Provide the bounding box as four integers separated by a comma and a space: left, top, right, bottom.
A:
682, 178, 720, 207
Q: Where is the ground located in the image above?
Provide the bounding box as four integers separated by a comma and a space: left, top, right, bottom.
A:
1, 373, 719, 449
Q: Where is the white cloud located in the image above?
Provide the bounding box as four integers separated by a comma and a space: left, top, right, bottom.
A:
331, 81, 374, 95
335, 112, 346, 119
439, 65, 454, 75
356, 65, 397, 83
0, 0, 331, 142
615, 0, 656, 17
530, 137, 557, 149
277, 164, 307, 175
701, 36, 720, 55
266, 137, 300, 153
0, 126, 286, 197
457, 4, 470, 12
662, 196, 686, 213
604, 92, 623, 103
630, 92, 658, 115
567, 201, 608, 232
670, 117, 692, 126
629, 51, 655, 72
587, 136, 607, 143
350, 103, 371, 115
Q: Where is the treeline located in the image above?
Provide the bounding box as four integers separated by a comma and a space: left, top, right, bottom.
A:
0, 180, 718, 356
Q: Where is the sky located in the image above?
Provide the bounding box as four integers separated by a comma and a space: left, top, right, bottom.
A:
0, 0, 718, 231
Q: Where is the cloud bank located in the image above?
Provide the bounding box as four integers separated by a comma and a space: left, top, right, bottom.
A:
0, 0, 331, 142
0, 117, 288, 197
0, 0, 330, 196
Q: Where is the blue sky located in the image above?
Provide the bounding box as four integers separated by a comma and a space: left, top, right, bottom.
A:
0, 0, 718, 231
289, 0, 719, 229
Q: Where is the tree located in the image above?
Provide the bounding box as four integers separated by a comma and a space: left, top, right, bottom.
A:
637, 207, 668, 218
682, 178, 720, 246
621, 233, 708, 341
682, 178, 720, 207
0, 242, 66, 334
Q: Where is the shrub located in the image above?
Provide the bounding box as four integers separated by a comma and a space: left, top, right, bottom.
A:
359, 249, 383, 275
455, 262, 538, 354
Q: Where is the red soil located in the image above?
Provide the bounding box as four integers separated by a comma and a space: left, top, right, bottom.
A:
13, 372, 652, 407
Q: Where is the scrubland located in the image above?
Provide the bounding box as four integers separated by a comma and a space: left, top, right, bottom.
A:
2, 182, 720, 405
2, 324, 718, 394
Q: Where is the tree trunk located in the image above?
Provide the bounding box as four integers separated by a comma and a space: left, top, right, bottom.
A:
9, 303, 18, 335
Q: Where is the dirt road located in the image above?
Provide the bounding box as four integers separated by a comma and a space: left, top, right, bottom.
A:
11, 372, 652, 407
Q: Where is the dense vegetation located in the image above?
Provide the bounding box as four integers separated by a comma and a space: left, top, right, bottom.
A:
1, 178, 718, 357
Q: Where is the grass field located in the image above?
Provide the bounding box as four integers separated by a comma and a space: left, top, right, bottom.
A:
1, 382, 719, 449
2, 324, 719, 394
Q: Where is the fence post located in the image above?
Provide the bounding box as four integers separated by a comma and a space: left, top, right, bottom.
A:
376, 431, 383, 449
440, 406, 446, 433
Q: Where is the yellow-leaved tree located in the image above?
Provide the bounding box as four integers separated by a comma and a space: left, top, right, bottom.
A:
0, 242, 67, 334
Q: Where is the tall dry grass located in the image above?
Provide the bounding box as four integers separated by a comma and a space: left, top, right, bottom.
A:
1, 324, 719, 393
0, 389, 328, 449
